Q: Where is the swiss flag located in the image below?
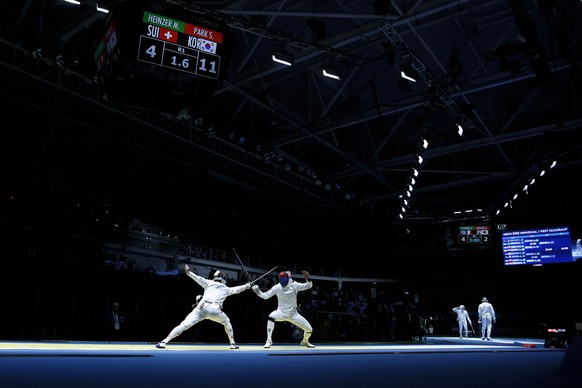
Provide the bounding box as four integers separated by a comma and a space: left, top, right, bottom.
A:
159, 28, 178, 43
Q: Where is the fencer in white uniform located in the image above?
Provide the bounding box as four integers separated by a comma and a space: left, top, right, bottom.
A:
156, 264, 250, 349
478, 297, 496, 341
452, 305, 472, 338
252, 270, 315, 348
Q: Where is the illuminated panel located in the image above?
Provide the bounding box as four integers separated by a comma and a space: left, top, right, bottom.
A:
93, 0, 232, 116
502, 226, 573, 266
458, 225, 491, 245
137, 11, 224, 80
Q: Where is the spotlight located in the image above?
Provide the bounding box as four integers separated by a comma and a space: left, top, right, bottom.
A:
457, 123, 464, 136
400, 69, 417, 82
272, 49, 294, 66
96, 3, 110, 13
322, 65, 342, 80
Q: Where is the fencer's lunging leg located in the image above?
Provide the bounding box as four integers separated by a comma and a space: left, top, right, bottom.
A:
162, 322, 191, 343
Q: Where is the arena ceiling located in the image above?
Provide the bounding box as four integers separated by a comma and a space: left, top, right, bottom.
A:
1, 0, 581, 265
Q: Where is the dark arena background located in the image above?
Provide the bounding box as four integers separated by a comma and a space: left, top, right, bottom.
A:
1, 1, 582, 386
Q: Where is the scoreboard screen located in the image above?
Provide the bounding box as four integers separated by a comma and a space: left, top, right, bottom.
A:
457, 225, 491, 245
502, 226, 574, 266
94, 0, 232, 116
137, 10, 224, 80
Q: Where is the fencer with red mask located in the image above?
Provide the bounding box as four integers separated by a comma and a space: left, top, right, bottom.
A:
252, 269, 315, 348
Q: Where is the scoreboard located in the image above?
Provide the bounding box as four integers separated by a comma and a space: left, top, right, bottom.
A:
136, 11, 224, 80
502, 226, 573, 266
93, 0, 232, 116
458, 225, 491, 245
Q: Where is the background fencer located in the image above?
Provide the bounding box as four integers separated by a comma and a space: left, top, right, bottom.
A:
452, 305, 472, 339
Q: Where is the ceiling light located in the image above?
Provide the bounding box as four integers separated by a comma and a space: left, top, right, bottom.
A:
272, 49, 294, 66
457, 123, 464, 136
322, 65, 342, 80
400, 70, 417, 82
96, 3, 110, 13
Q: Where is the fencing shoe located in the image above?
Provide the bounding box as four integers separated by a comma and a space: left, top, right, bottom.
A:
264, 340, 272, 349
155, 342, 166, 349
230, 343, 239, 350
300, 341, 315, 348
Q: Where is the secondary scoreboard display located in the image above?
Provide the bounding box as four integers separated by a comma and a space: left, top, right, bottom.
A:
137, 11, 224, 80
458, 225, 491, 245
